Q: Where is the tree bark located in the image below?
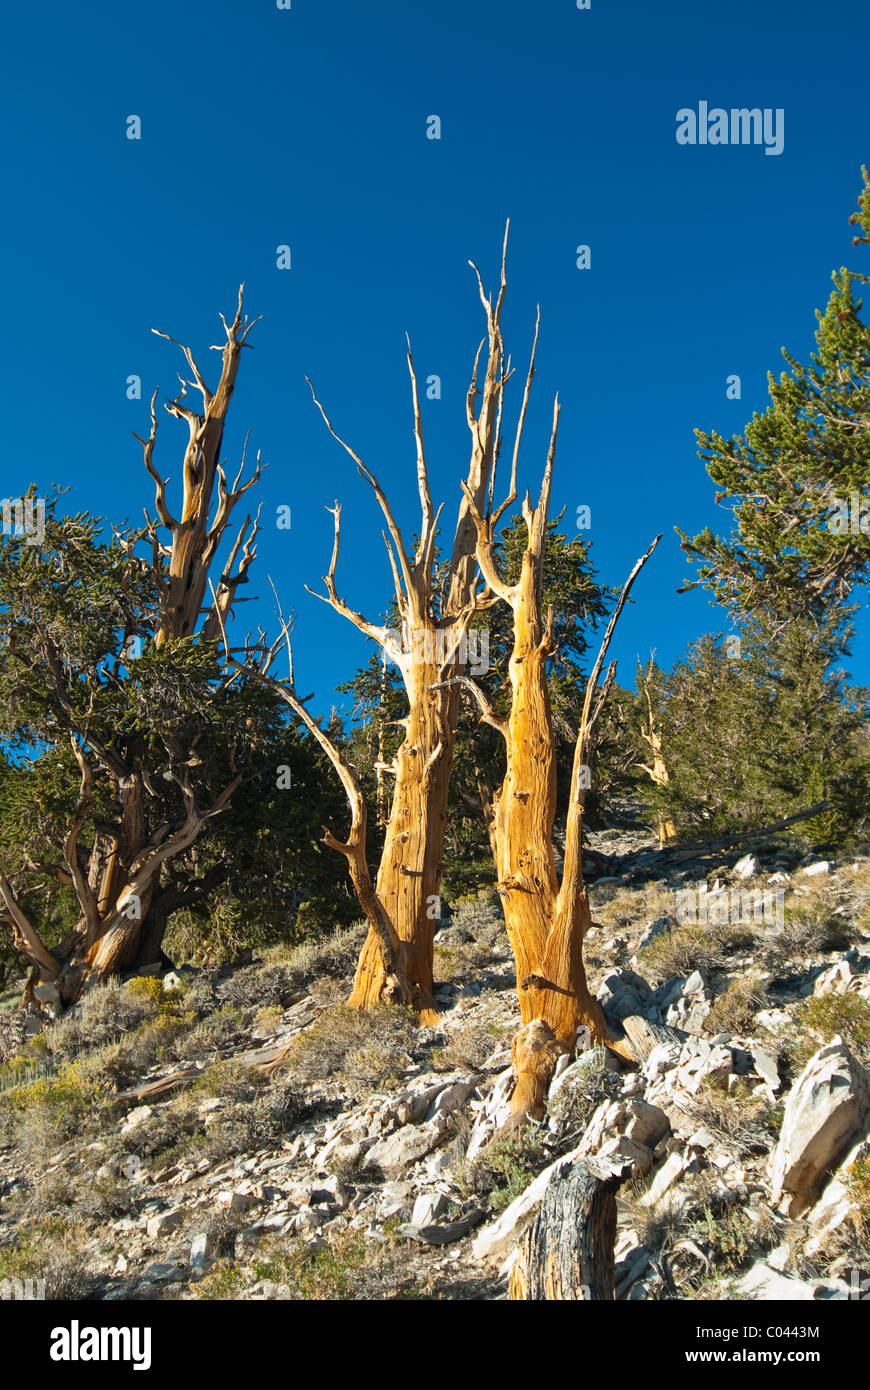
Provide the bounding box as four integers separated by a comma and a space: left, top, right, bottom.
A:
348, 660, 453, 1022
458, 401, 660, 1119
619, 1014, 684, 1064
304, 231, 522, 1022
509, 1155, 627, 1300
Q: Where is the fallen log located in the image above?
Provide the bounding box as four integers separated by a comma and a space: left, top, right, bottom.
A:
113, 1003, 326, 1104
616, 801, 832, 873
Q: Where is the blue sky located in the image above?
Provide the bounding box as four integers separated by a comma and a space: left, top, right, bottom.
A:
2, 0, 869, 717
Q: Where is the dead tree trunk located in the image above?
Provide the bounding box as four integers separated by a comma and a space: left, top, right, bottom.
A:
302, 230, 529, 1023
219, 602, 414, 1009
2, 291, 263, 1004
509, 1156, 627, 1300
453, 393, 660, 1119
638, 659, 676, 846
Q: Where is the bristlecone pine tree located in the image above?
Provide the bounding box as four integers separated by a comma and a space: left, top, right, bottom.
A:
678, 167, 870, 625
337, 511, 612, 901
302, 229, 539, 1023
0, 290, 281, 1006
636, 658, 676, 847
636, 618, 870, 848
453, 395, 660, 1121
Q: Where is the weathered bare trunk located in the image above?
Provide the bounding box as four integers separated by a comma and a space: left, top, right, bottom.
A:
305, 231, 526, 1022
4, 292, 261, 1005
485, 444, 608, 1112
348, 660, 453, 1022
639, 661, 676, 846
459, 399, 660, 1120
509, 1155, 626, 1300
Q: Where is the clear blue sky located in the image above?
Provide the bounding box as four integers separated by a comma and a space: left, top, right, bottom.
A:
2, 0, 869, 717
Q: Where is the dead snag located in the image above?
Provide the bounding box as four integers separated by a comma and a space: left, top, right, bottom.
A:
450, 388, 661, 1118
303, 228, 534, 1022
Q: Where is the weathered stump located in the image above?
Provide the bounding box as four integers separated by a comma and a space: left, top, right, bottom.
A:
509, 1156, 628, 1300
619, 1014, 683, 1064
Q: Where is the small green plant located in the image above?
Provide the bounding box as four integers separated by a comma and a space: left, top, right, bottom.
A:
461, 1130, 550, 1213
788, 993, 870, 1070
192, 1259, 247, 1300
845, 1157, 870, 1234
1, 1057, 109, 1139
547, 1048, 619, 1142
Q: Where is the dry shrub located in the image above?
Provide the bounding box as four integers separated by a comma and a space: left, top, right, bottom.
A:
760, 899, 858, 968
287, 1004, 419, 1089
638, 921, 752, 986
706, 972, 768, 1035
0, 1216, 95, 1299
685, 1079, 780, 1155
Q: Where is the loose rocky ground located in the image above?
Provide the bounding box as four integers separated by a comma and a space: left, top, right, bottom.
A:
1, 817, 869, 1301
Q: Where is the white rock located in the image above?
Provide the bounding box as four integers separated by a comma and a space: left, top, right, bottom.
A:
465, 1068, 514, 1162
814, 959, 857, 997
623, 1099, 670, 1149
750, 1047, 780, 1093
366, 1117, 449, 1172
411, 1192, 447, 1228
146, 1207, 184, 1239
734, 854, 761, 880
805, 1138, 870, 1255
599, 1136, 653, 1175
643, 1042, 681, 1081
639, 1151, 686, 1207
768, 1039, 870, 1217
801, 861, 832, 878
737, 1262, 818, 1300
216, 1189, 254, 1215
189, 1232, 218, 1271
121, 1104, 154, 1131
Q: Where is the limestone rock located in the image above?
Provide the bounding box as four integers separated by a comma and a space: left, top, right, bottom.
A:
365, 1117, 449, 1173
768, 1039, 870, 1217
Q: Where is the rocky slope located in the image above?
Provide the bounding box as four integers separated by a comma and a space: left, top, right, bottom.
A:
1, 821, 869, 1301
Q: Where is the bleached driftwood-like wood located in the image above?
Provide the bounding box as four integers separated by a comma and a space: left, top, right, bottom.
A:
509, 1156, 627, 1300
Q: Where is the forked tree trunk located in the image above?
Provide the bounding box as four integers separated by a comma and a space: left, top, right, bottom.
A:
3, 292, 262, 1005
458, 401, 660, 1120
303, 230, 532, 1022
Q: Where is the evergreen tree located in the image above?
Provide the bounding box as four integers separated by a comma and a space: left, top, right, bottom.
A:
678, 169, 870, 631
640, 617, 870, 847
